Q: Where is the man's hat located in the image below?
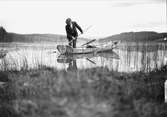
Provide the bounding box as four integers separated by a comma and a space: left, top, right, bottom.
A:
66, 18, 72, 24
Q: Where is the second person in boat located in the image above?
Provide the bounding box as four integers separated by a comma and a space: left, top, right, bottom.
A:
65, 18, 83, 48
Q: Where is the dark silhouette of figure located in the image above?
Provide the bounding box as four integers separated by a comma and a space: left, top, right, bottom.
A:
65, 18, 83, 48
67, 60, 77, 71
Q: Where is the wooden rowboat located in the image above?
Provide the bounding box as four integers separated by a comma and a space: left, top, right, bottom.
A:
57, 42, 118, 55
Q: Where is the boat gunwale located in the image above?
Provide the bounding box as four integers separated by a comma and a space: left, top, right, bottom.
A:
57, 42, 118, 55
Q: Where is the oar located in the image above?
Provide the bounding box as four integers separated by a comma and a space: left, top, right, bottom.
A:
86, 58, 96, 65
81, 39, 96, 46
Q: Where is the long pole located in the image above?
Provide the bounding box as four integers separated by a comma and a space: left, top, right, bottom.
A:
81, 39, 96, 46
69, 25, 93, 44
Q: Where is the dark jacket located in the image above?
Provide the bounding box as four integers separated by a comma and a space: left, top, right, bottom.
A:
65, 21, 83, 40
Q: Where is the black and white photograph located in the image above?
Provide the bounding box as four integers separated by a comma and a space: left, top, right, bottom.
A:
0, 0, 167, 116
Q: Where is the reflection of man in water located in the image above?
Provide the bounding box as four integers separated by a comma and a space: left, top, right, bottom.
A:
67, 60, 77, 71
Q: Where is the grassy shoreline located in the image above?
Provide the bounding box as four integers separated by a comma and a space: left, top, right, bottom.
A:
0, 65, 167, 117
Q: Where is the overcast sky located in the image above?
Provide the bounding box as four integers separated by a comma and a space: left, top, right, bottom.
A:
0, 0, 166, 38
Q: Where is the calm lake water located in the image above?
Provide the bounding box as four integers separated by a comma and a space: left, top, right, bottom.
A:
0, 42, 167, 72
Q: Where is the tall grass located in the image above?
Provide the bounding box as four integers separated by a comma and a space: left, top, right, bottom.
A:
0, 48, 55, 71
0, 66, 167, 117
1, 41, 167, 116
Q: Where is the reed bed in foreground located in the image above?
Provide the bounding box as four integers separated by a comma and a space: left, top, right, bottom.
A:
0, 66, 167, 117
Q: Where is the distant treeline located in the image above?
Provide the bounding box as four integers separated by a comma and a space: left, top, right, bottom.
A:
0, 27, 67, 42
0, 27, 89, 43
99, 31, 167, 43
1, 27, 167, 43
0, 26, 7, 41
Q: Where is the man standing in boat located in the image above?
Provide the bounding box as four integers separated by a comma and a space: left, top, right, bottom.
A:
65, 18, 83, 48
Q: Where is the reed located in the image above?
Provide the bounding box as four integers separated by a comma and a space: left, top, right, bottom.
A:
0, 65, 167, 117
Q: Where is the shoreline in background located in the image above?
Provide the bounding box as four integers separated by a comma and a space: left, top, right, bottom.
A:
0, 27, 167, 43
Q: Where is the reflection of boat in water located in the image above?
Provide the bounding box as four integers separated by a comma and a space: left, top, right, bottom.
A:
57, 51, 119, 63
57, 41, 119, 55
